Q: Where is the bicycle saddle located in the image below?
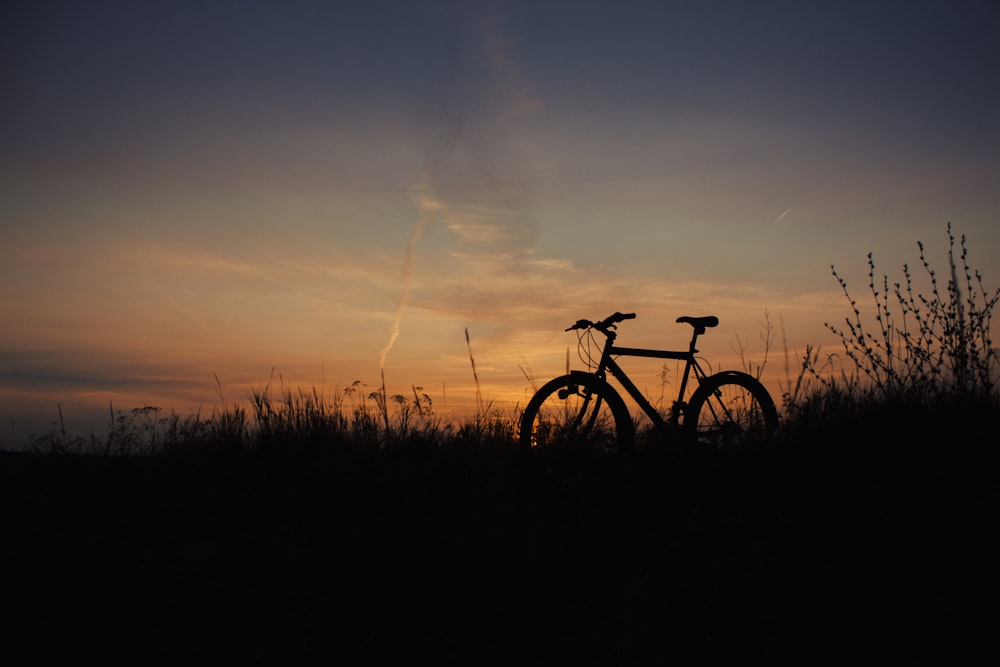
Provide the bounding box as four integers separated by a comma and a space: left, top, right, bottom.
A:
676, 316, 719, 331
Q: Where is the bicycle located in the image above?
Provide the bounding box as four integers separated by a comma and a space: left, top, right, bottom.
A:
519, 311, 778, 451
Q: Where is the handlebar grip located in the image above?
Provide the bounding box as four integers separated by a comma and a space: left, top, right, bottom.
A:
606, 311, 636, 324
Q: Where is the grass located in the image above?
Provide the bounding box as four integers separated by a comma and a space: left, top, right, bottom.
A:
23, 380, 521, 457
6, 394, 994, 663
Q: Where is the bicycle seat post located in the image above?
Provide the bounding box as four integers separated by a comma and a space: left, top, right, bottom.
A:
688, 329, 701, 354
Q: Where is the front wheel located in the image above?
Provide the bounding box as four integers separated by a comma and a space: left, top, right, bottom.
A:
519, 373, 634, 452
684, 372, 778, 448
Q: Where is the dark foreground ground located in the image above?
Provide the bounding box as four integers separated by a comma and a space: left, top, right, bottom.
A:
2, 416, 997, 665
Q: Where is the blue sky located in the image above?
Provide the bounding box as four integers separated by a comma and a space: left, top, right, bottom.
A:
2, 0, 998, 440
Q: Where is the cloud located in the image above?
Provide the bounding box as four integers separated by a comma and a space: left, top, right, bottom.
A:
0, 348, 204, 395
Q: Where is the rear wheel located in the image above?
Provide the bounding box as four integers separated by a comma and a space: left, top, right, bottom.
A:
684, 372, 777, 447
519, 374, 633, 452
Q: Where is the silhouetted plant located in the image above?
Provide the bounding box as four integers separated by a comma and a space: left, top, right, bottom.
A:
733, 309, 775, 382
801, 224, 997, 409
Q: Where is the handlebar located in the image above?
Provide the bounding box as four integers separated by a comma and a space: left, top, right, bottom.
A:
565, 311, 636, 332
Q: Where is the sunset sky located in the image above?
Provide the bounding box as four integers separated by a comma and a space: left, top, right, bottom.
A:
3, 0, 999, 442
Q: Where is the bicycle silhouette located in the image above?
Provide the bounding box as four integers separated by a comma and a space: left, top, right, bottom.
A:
519, 312, 778, 450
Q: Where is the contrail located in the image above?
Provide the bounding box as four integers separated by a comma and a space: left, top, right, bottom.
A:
773, 207, 791, 224
378, 185, 443, 369
376, 9, 462, 371
376, 78, 458, 370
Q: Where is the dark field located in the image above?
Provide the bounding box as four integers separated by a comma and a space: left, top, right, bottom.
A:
2, 404, 997, 666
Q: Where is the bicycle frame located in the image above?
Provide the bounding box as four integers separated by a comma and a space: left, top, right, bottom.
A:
587, 327, 709, 428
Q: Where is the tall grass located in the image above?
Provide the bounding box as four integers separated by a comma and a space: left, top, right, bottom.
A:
25, 377, 519, 456
26, 403, 247, 456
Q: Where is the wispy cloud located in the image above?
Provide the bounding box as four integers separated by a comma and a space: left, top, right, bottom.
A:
379, 183, 443, 368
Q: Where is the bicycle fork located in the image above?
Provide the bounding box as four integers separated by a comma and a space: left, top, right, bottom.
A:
558, 383, 605, 432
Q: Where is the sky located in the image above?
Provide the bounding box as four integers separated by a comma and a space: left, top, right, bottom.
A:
3, 0, 999, 442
